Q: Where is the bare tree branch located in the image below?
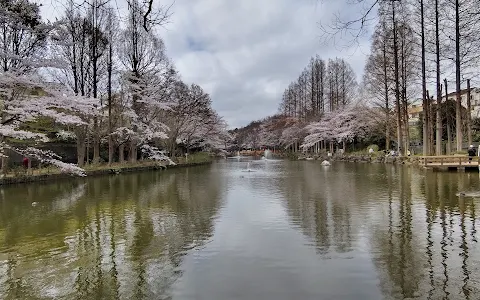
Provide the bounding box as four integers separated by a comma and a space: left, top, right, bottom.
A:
318, 0, 379, 49
143, 0, 174, 31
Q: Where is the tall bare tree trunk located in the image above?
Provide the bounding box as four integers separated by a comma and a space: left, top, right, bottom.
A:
119, 144, 125, 163
383, 27, 390, 151
107, 17, 114, 165
402, 75, 409, 154
93, 121, 100, 163
392, 3, 404, 155
400, 26, 409, 154
445, 79, 452, 154
466, 79, 472, 146
86, 131, 90, 165
429, 92, 435, 155
420, 0, 429, 155
76, 127, 87, 167
130, 142, 137, 163
435, 0, 442, 156
92, 0, 100, 164
447, 121, 452, 154
1, 157, 7, 175
455, 0, 462, 152
0, 134, 6, 174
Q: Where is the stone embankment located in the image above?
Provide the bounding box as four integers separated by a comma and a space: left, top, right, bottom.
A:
297, 153, 422, 165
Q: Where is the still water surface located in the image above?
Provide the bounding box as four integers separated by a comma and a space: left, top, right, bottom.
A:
1, 160, 480, 299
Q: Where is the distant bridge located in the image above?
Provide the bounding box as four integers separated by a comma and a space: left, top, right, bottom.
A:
420, 155, 479, 170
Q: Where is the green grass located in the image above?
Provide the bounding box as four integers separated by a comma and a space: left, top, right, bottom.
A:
175, 152, 212, 164
82, 161, 163, 172
347, 149, 384, 157
2, 166, 60, 177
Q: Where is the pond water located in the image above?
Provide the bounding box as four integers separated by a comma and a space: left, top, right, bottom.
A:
1, 160, 480, 299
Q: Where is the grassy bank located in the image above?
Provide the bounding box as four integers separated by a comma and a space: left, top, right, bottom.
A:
175, 152, 211, 164
0, 152, 213, 185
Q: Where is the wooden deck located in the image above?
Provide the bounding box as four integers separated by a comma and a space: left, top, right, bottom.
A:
420, 155, 480, 169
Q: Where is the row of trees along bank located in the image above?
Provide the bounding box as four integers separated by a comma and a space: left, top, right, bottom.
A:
231, 0, 480, 156
232, 0, 480, 155
333, 0, 480, 155
227, 56, 381, 154
0, 0, 230, 176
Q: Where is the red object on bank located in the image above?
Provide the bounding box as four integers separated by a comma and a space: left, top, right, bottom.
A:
23, 157, 29, 168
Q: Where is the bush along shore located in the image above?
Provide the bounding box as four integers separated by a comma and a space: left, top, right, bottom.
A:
0, 153, 213, 186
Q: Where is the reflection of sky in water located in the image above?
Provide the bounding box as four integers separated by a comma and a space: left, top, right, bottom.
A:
0, 161, 480, 299
173, 161, 382, 300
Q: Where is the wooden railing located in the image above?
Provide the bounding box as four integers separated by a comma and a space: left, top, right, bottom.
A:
419, 155, 479, 166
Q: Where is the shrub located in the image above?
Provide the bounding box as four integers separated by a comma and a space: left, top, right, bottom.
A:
367, 144, 379, 152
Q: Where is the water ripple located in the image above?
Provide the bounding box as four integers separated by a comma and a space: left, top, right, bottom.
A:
0, 161, 479, 299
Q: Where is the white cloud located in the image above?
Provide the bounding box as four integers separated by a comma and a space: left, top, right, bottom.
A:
162, 0, 372, 128
39, 0, 373, 128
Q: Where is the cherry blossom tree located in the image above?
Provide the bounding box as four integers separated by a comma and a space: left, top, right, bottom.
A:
302, 105, 374, 151
280, 121, 306, 151
0, 0, 99, 175
160, 81, 222, 155
186, 113, 229, 152
207, 120, 233, 153
260, 115, 299, 150
1, 0, 226, 175
0, 73, 98, 173
232, 115, 302, 151
140, 144, 175, 165
118, 1, 174, 162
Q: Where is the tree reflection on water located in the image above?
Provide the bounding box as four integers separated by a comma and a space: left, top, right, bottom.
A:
1, 162, 480, 300
279, 163, 480, 300
0, 166, 223, 299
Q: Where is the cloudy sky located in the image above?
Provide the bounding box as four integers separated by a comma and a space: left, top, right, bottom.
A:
39, 0, 374, 128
